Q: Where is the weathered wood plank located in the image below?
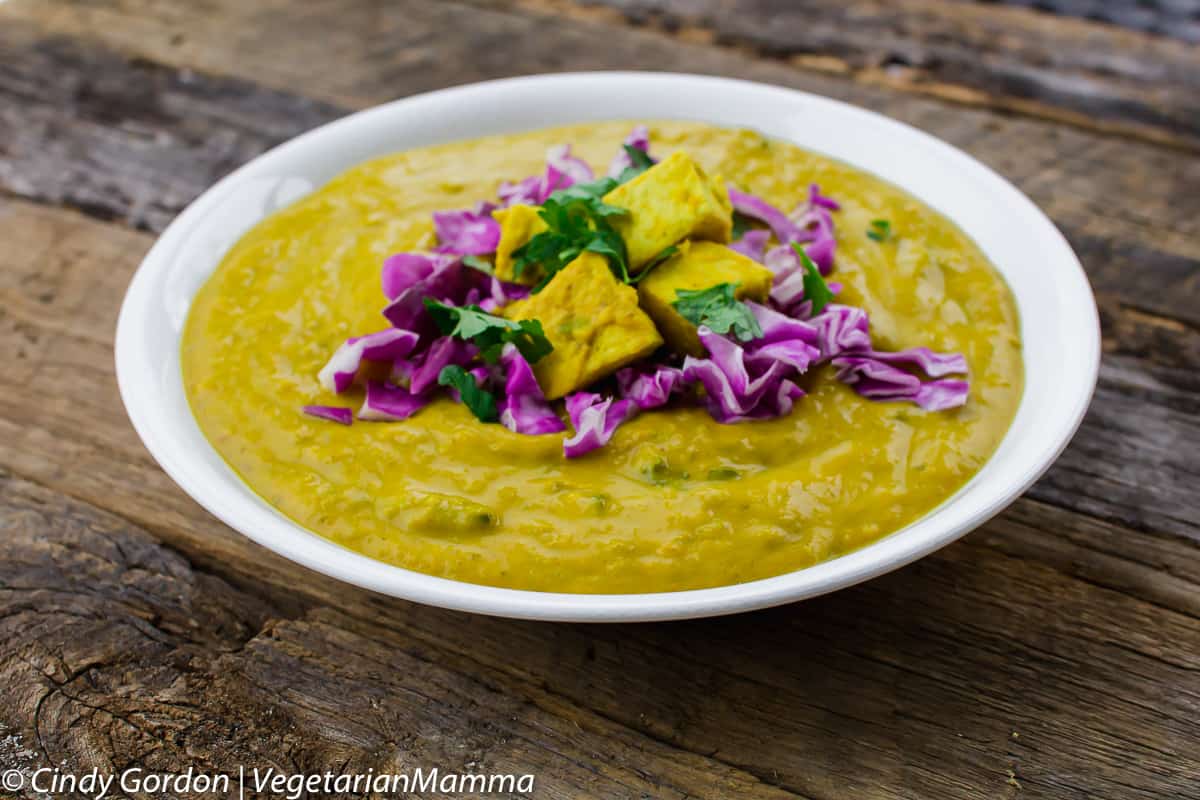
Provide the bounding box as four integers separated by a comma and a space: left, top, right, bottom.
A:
0, 5, 1197, 798
12, 0, 1200, 152
1, 198, 1199, 798
0, 474, 801, 800
0, 13, 1197, 324
0, 24, 341, 232
526, 0, 1200, 151
1, 18, 1198, 540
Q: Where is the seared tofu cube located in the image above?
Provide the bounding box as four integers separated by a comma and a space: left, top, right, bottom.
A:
505, 252, 663, 399
637, 241, 774, 356
603, 151, 733, 272
492, 204, 548, 285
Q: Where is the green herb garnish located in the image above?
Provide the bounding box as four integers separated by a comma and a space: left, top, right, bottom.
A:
731, 211, 756, 240
672, 282, 763, 342
437, 365, 498, 423
616, 145, 655, 184
867, 219, 891, 242
707, 467, 740, 481
511, 177, 632, 290
545, 177, 625, 215
792, 243, 834, 315
631, 245, 678, 283
460, 255, 493, 274
424, 299, 553, 364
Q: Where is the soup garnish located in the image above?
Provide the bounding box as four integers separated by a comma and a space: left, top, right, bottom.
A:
304, 126, 969, 457
183, 120, 1022, 593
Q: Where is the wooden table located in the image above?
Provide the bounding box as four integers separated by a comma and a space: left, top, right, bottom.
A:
1, 2, 1197, 797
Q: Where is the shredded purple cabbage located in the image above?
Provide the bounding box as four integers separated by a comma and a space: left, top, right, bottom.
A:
432, 204, 501, 255
358, 380, 429, 421
742, 303, 822, 373
381, 252, 458, 301
496, 175, 544, 207
809, 305, 969, 409
498, 345, 565, 435
788, 186, 838, 274
606, 125, 654, 177
807, 183, 841, 211
498, 144, 592, 207
407, 337, 477, 395
318, 328, 420, 393
732, 183, 837, 275
762, 238, 834, 284
302, 405, 353, 425
617, 365, 686, 410
832, 357, 969, 411
381, 258, 486, 333
563, 392, 639, 458
683, 328, 805, 423
729, 228, 771, 262
307, 131, 972, 453
863, 346, 969, 378
809, 304, 873, 359
547, 144, 593, 186
479, 276, 531, 313
728, 187, 808, 245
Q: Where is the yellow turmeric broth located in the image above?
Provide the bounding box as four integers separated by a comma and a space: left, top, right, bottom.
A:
182, 122, 1022, 593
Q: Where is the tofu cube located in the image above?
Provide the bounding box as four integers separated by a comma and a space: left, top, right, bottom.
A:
603, 151, 733, 272
637, 241, 774, 356
492, 204, 548, 285
505, 252, 663, 399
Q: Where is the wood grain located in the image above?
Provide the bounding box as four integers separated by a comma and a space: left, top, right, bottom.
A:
1, 361, 1198, 799
1, 9, 1196, 307
0, 1, 1197, 798
525, 0, 1200, 151
0, 474, 800, 800
14, 0, 1200, 152
0, 158, 1198, 799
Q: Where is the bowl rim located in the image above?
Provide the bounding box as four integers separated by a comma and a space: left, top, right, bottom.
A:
115, 71, 1100, 622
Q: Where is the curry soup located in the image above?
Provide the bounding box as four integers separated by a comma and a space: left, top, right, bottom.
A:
182, 121, 1022, 593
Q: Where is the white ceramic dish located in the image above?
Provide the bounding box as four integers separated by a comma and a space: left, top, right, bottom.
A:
115, 72, 1099, 622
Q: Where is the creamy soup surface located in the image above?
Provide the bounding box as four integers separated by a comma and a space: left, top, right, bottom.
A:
182, 121, 1023, 593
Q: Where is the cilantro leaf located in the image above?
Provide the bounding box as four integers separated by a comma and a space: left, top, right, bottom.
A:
629, 245, 678, 284
731, 211, 757, 240
512, 178, 633, 290
424, 299, 553, 364
584, 223, 629, 276
437, 365, 498, 423
672, 282, 763, 342
549, 177, 625, 215
867, 219, 891, 242
624, 145, 655, 172
616, 145, 655, 184
460, 254, 493, 274
791, 243, 834, 315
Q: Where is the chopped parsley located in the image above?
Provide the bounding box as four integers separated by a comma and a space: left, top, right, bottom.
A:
672, 282, 763, 342
867, 219, 891, 242
460, 254, 493, 274
424, 299, 553, 364
615, 145, 655, 183
634, 244, 679, 281
437, 365, 498, 423
792, 243, 834, 315
511, 177, 632, 290
511, 151, 659, 291
731, 211, 757, 240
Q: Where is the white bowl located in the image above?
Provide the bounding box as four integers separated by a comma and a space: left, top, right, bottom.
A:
115, 73, 1099, 622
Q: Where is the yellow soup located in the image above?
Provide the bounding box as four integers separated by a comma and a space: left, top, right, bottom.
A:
182, 121, 1023, 593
